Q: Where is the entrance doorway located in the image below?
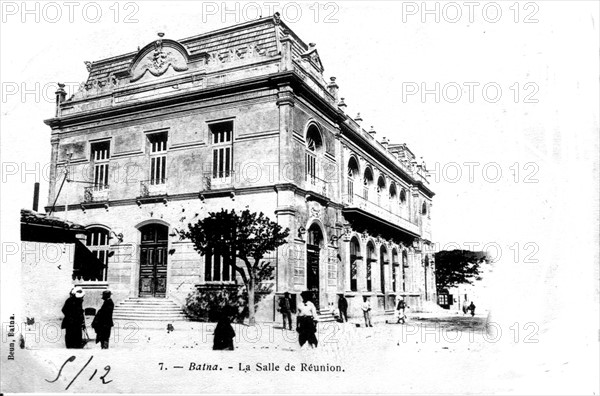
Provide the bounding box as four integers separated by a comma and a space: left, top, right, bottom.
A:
306, 223, 324, 309
139, 224, 168, 297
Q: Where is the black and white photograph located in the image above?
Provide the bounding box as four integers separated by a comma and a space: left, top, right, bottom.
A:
1, 1, 598, 394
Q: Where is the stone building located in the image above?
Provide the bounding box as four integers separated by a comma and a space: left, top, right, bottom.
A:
44, 14, 436, 322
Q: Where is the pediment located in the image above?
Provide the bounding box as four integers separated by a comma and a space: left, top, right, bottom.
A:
301, 44, 324, 73
129, 38, 190, 82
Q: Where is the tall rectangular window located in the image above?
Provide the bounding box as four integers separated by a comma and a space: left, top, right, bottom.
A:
350, 239, 359, 292
91, 141, 110, 190
148, 132, 167, 185
84, 227, 109, 281
205, 245, 234, 282
347, 179, 354, 203
305, 152, 316, 184
210, 121, 233, 179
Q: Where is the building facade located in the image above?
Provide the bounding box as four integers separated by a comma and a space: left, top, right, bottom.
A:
44, 14, 436, 321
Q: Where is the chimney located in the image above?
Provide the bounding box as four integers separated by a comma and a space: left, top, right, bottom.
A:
32, 183, 40, 212
355, 113, 363, 126
327, 77, 339, 101
368, 125, 376, 137
55, 83, 66, 117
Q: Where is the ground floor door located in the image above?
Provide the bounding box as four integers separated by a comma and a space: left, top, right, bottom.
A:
139, 224, 168, 297
306, 245, 320, 309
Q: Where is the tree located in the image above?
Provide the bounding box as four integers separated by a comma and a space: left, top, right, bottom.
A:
181, 209, 289, 324
434, 250, 488, 292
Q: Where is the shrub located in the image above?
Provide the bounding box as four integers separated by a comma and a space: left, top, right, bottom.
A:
184, 286, 272, 323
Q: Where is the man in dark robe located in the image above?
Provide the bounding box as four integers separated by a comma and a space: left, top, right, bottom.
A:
61, 287, 85, 348
92, 290, 114, 349
279, 292, 293, 330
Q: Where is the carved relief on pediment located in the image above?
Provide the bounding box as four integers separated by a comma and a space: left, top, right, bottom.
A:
130, 38, 189, 82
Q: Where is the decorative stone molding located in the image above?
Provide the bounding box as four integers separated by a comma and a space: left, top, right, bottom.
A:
130, 37, 189, 82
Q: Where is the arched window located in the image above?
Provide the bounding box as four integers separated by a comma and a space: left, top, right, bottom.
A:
307, 223, 324, 247
347, 156, 360, 203
305, 124, 323, 185
349, 237, 360, 291
363, 166, 374, 200
376, 175, 386, 206
366, 241, 375, 292
76, 227, 110, 282
400, 188, 407, 204
389, 183, 397, 199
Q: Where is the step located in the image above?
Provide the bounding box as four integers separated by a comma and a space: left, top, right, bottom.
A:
113, 310, 183, 314
113, 310, 185, 315
112, 297, 187, 322
113, 317, 187, 322
115, 305, 181, 311
118, 301, 178, 307
113, 313, 186, 318
114, 307, 183, 312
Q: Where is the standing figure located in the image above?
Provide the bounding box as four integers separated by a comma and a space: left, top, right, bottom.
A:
213, 307, 236, 350
279, 292, 293, 330
337, 295, 348, 323
396, 298, 408, 324
92, 290, 114, 349
468, 301, 476, 317
361, 296, 373, 327
296, 291, 318, 348
61, 287, 86, 349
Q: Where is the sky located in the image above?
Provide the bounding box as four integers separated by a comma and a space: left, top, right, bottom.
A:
1, 1, 598, 277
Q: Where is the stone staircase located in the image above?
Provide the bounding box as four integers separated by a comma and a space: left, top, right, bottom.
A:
113, 297, 187, 322
316, 308, 337, 323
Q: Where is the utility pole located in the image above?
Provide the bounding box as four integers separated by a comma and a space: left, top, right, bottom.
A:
48, 153, 72, 218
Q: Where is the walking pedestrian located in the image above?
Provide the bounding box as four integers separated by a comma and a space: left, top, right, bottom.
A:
278, 292, 293, 330
468, 301, 476, 317
61, 287, 86, 349
361, 296, 373, 327
337, 294, 348, 323
92, 290, 114, 349
296, 291, 318, 348
213, 306, 236, 350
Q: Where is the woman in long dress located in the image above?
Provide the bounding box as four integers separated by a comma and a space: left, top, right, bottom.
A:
61, 287, 85, 349
296, 291, 318, 348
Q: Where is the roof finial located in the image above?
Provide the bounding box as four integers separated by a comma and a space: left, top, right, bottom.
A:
157, 32, 165, 38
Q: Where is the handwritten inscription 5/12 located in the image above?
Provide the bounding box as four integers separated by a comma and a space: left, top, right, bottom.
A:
46, 355, 112, 390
